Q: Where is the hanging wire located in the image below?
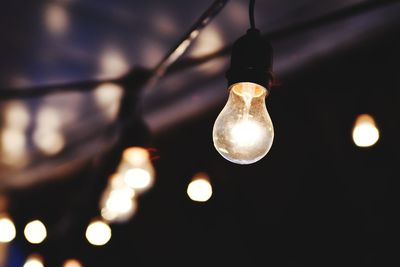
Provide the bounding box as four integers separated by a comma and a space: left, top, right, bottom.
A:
249, 0, 256, 29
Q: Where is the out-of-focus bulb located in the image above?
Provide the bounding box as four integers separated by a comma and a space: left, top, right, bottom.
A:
24, 220, 47, 244
187, 173, 213, 202
23, 255, 44, 267
85, 220, 112, 246
100, 186, 137, 223
352, 114, 380, 147
63, 259, 83, 267
119, 147, 155, 193
213, 82, 274, 164
0, 215, 16, 243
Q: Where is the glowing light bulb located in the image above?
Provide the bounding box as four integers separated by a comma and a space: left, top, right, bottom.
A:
119, 147, 155, 193
85, 220, 112, 246
24, 220, 47, 244
63, 259, 83, 267
100, 186, 137, 223
213, 82, 274, 164
0, 215, 16, 243
23, 255, 44, 267
352, 114, 380, 147
187, 173, 213, 202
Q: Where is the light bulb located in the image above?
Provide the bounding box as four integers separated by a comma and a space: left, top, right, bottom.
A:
187, 173, 213, 202
352, 114, 380, 147
213, 82, 274, 164
85, 220, 112, 246
24, 220, 47, 244
23, 255, 44, 267
118, 147, 155, 193
0, 215, 16, 243
63, 259, 83, 267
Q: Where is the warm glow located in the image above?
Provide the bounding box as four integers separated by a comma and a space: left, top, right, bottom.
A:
45, 3, 69, 35
85, 220, 112, 246
0, 216, 16, 243
119, 147, 155, 193
123, 147, 149, 166
100, 187, 137, 223
0, 128, 28, 166
63, 259, 83, 267
213, 82, 274, 164
33, 128, 65, 155
36, 106, 62, 129
23, 255, 44, 267
352, 114, 380, 147
187, 175, 213, 202
24, 220, 47, 244
93, 83, 123, 120
100, 49, 129, 78
230, 120, 265, 148
33, 106, 65, 155
3, 101, 30, 129
124, 168, 152, 190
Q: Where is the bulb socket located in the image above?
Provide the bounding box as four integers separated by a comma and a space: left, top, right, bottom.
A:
226, 29, 273, 90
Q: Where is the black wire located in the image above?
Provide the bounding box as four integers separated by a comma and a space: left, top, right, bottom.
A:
249, 0, 256, 29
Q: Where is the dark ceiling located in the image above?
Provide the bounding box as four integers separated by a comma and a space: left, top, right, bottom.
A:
0, 0, 399, 266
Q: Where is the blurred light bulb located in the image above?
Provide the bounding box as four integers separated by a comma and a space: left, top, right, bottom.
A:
0, 215, 16, 243
23, 255, 44, 267
213, 82, 274, 164
187, 174, 213, 202
3, 101, 30, 129
124, 168, 152, 190
85, 220, 112, 246
63, 259, 83, 267
119, 147, 155, 193
93, 83, 123, 120
24, 220, 47, 244
100, 187, 137, 223
352, 114, 380, 147
33, 127, 65, 155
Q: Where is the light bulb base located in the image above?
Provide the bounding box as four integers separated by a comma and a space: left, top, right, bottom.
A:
226, 28, 273, 90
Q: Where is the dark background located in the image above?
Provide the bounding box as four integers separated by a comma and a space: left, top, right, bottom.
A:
1, 0, 399, 266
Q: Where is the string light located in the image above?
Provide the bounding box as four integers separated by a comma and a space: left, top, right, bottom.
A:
24, 220, 47, 244
0, 214, 16, 243
85, 220, 112, 246
213, 0, 274, 164
23, 254, 44, 267
352, 114, 380, 147
63, 259, 83, 267
100, 175, 138, 223
118, 147, 155, 194
187, 173, 213, 202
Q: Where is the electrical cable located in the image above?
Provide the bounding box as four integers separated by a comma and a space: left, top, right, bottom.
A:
249, 0, 256, 29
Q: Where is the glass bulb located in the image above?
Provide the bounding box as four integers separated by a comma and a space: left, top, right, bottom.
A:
213, 82, 274, 164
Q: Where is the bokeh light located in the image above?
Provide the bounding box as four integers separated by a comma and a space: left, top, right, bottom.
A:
0, 215, 16, 243
85, 220, 112, 246
99, 49, 129, 78
187, 173, 213, 202
93, 83, 123, 120
352, 114, 380, 147
23, 255, 44, 267
24, 220, 47, 244
63, 259, 83, 267
119, 147, 155, 193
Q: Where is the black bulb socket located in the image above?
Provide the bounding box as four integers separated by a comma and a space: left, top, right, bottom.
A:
226, 28, 273, 90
